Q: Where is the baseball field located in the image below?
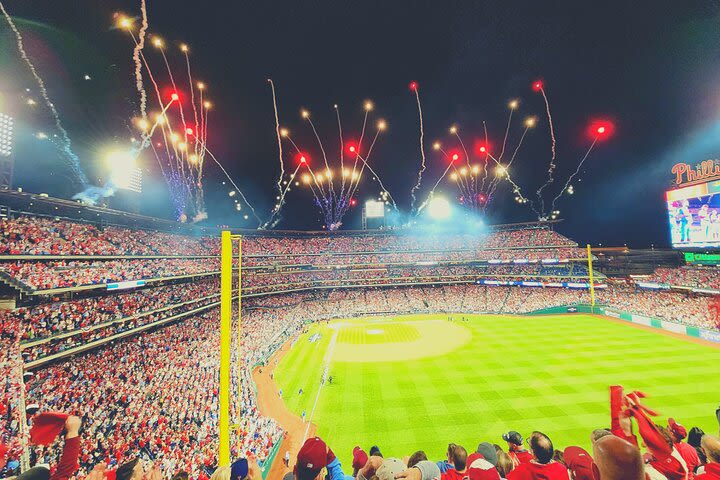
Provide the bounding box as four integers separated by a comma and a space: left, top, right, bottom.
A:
273, 313, 720, 467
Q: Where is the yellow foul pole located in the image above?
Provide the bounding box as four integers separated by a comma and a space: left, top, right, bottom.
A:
586, 244, 596, 310
219, 230, 232, 466
236, 235, 243, 414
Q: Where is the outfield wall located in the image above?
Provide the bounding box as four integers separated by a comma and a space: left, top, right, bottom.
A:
530, 304, 720, 344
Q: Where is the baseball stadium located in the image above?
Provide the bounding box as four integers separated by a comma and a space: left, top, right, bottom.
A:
2, 2, 720, 480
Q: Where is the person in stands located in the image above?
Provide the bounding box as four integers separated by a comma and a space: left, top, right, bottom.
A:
503, 432, 533, 467
697, 435, 720, 480
506, 432, 569, 480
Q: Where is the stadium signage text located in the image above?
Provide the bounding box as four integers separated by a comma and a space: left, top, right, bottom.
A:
672, 160, 720, 186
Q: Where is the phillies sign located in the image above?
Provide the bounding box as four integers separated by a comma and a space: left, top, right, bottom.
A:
672, 160, 720, 186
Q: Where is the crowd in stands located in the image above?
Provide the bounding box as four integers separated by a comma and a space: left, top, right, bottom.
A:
0, 259, 219, 291
646, 266, 720, 290
6, 279, 219, 342
1, 213, 583, 260
244, 284, 718, 331
0, 215, 216, 256
20, 309, 287, 479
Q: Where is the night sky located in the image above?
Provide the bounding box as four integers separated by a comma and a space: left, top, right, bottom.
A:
1, 0, 720, 247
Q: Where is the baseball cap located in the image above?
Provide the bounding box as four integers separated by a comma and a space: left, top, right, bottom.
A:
476, 442, 498, 466
668, 418, 687, 440
376, 458, 406, 480
466, 453, 501, 480
502, 431, 523, 446
352, 446, 369, 471
296, 437, 328, 480
230, 458, 248, 480
563, 446, 598, 480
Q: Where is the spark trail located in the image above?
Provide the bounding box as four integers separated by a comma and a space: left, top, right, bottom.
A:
268, 79, 285, 200
409, 82, 427, 212
550, 137, 598, 211
534, 81, 557, 216
1, 1, 88, 186
133, 0, 149, 119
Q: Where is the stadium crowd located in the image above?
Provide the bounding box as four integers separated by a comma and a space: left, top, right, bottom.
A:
646, 266, 720, 291
6, 279, 218, 342
0, 259, 219, 291
20, 309, 288, 479
3, 212, 720, 480
0, 215, 216, 256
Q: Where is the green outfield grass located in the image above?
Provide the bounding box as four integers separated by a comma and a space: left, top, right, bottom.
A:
273, 313, 720, 468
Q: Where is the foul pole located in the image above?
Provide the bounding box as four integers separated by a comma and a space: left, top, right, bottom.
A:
236, 235, 243, 419
219, 230, 232, 466
586, 244, 596, 312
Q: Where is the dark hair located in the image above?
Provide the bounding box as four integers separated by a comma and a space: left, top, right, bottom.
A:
688, 427, 705, 448
171, 472, 189, 480
654, 424, 674, 449
552, 450, 565, 466
529, 432, 554, 464
408, 451, 428, 468
452, 445, 468, 471
369, 446, 382, 458
116, 459, 139, 480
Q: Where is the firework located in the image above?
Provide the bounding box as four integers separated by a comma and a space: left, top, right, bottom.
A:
117, 12, 237, 223
409, 81, 427, 212
549, 121, 614, 212
533, 79, 557, 215
278, 103, 391, 230
1, 1, 89, 186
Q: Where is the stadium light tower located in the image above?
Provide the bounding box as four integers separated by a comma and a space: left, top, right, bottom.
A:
427, 196, 452, 220
0, 112, 14, 190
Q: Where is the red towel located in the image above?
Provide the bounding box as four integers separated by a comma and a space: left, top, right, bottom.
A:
30, 412, 69, 445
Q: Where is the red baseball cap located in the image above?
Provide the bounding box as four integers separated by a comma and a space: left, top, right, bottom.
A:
352, 446, 369, 471
564, 446, 598, 480
668, 419, 687, 440
295, 437, 328, 480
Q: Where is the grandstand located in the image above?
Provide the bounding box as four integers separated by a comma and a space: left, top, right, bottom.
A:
2, 193, 720, 480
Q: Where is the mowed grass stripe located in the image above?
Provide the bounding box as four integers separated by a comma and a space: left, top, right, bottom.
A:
274, 314, 720, 470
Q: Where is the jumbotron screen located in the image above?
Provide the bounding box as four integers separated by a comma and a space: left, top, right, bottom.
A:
667, 179, 720, 248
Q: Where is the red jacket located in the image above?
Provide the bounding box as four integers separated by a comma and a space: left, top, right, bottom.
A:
507, 461, 570, 480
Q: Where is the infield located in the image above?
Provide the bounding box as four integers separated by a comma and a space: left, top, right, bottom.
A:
273, 313, 720, 469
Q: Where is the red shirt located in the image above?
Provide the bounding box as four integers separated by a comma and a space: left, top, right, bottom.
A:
443, 469, 469, 480
509, 450, 534, 467
696, 463, 720, 480
675, 442, 700, 480
507, 461, 569, 480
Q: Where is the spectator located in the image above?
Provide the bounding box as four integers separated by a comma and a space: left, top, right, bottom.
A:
506, 432, 569, 480
591, 435, 644, 480
697, 435, 720, 480
503, 432, 533, 467
669, 419, 700, 479
441, 445, 467, 480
